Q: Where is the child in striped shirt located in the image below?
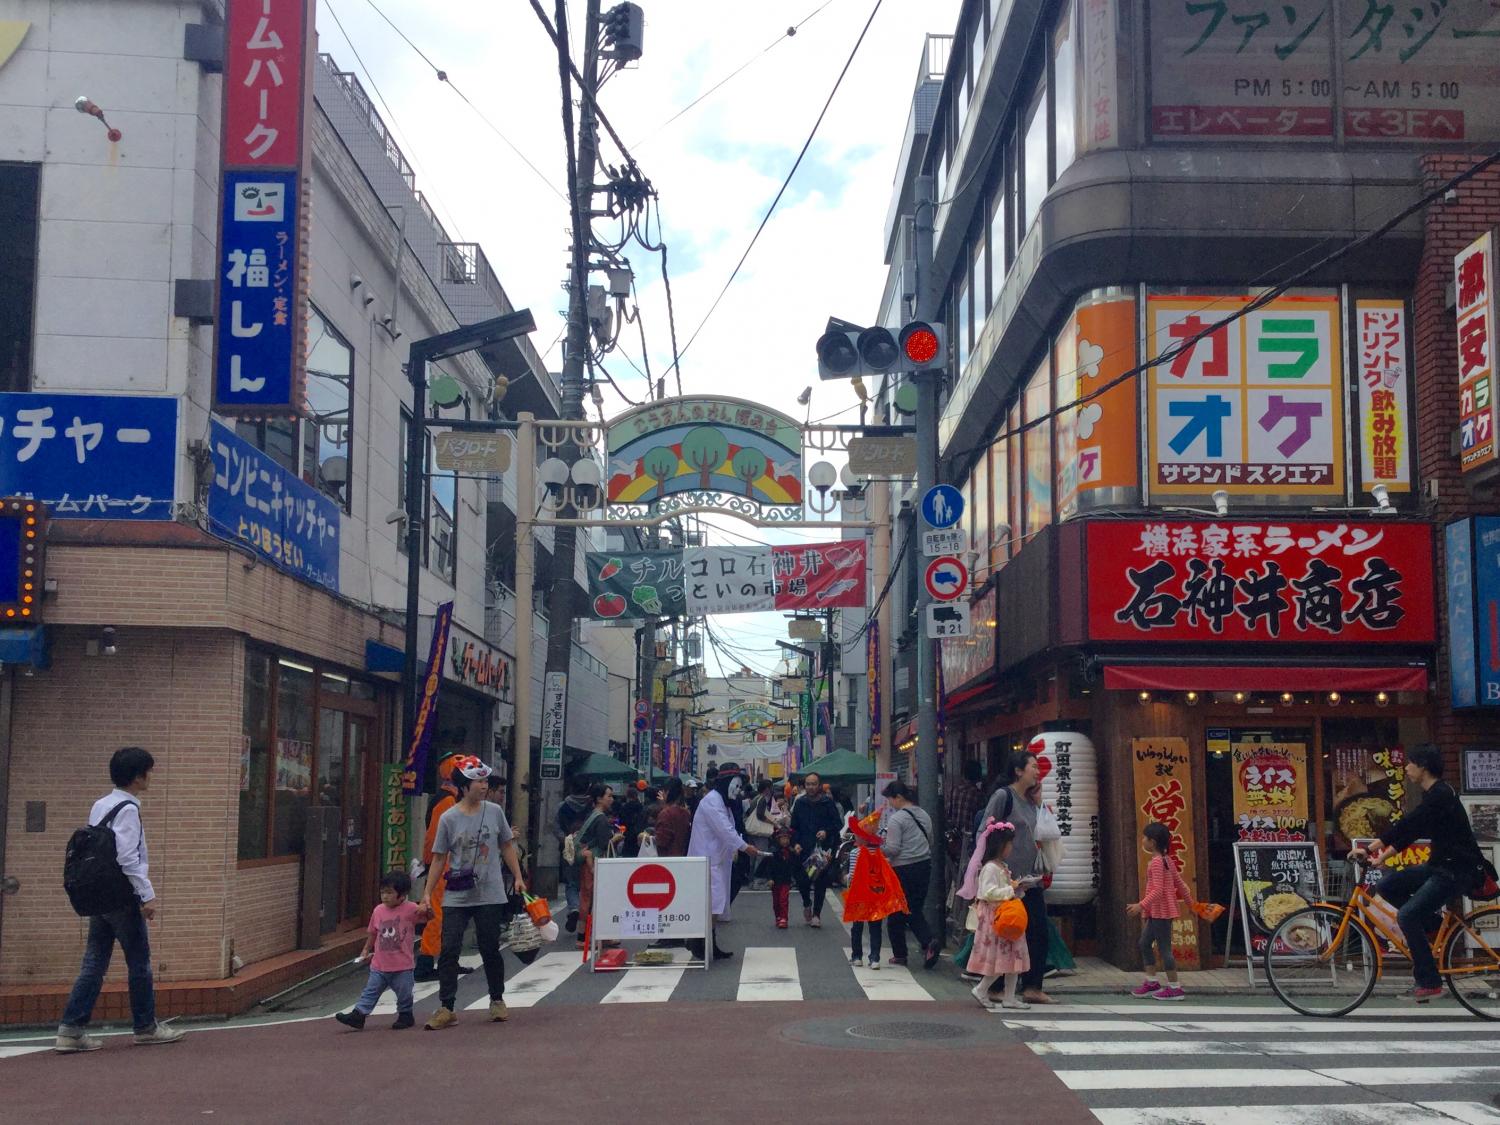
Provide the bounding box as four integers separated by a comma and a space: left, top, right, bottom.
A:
1127, 821, 1196, 1001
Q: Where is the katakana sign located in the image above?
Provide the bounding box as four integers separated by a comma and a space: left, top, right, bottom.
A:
0, 392, 177, 521
1457, 231, 1498, 474
1147, 292, 1344, 497
213, 0, 312, 415
207, 420, 340, 592
1354, 299, 1412, 493
1446, 516, 1500, 708
1086, 519, 1435, 645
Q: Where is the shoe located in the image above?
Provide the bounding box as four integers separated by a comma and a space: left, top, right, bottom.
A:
391, 1013, 414, 1030
1022, 990, 1057, 1005
850, 951, 863, 964
412, 954, 438, 982
868, 956, 880, 970
804, 907, 813, 923
887, 956, 908, 966
924, 943, 941, 970
713, 944, 735, 960
1410, 986, 1444, 1003
458, 962, 478, 976
809, 916, 821, 928
1151, 986, 1186, 1001
776, 919, 788, 929
1044, 967, 1060, 979
960, 970, 982, 983
1000, 998, 1032, 1010
1131, 979, 1161, 997
565, 910, 579, 933
53, 1031, 102, 1053
334, 1010, 366, 1030
970, 986, 999, 1011
424, 1007, 458, 1031
488, 1000, 509, 1022
133, 1022, 185, 1046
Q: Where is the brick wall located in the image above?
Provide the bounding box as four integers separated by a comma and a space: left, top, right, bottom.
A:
230, 864, 300, 967
1413, 154, 1500, 773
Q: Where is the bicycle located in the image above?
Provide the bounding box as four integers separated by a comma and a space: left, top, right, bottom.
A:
1263, 856, 1500, 1019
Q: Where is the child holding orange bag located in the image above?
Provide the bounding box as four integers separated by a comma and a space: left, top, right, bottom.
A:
841, 813, 907, 969
964, 821, 1030, 1011
1128, 821, 1197, 1001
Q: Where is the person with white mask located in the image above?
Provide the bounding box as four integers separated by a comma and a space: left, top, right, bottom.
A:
687, 761, 759, 960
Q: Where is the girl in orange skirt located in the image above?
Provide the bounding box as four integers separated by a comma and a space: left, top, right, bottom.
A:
841, 813, 907, 969
964, 821, 1030, 1011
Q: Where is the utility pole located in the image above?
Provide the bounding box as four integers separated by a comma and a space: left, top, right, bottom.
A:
538, 0, 603, 887
912, 173, 945, 940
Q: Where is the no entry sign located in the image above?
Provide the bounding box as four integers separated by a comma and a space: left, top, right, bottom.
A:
627, 863, 677, 910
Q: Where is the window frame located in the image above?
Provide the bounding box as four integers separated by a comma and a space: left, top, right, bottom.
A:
0, 162, 40, 394
304, 304, 356, 513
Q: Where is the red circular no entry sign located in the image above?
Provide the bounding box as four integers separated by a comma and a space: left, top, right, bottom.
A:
627, 863, 677, 910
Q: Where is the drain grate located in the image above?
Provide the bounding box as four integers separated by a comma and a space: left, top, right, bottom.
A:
845, 1020, 973, 1043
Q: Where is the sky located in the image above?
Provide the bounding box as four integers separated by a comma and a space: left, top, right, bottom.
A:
315, 0, 961, 677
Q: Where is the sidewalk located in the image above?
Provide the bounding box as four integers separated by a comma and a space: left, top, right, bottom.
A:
1042, 956, 1419, 996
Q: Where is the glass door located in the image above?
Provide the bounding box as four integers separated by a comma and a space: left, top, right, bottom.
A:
316, 709, 346, 934
342, 716, 372, 923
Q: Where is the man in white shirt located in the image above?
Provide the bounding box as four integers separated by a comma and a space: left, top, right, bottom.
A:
55, 747, 184, 1052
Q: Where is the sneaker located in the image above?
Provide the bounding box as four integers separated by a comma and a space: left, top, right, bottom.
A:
776, 919, 788, 929
1131, 979, 1162, 997
1000, 998, 1032, 1010
924, 943, 941, 970
391, 1013, 414, 1030
334, 1010, 366, 1030
1410, 986, 1444, 1003
424, 1007, 458, 1031
1151, 986, 1186, 1001
867, 956, 880, 970
53, 1031, 102, 1053
887, 956, 908, 966
488, 1000, 509, 1022
809, 916, 822, 928
133, 1022, 185, 1046
804, 907, 813, 923
970, 986, 999, 1011
565, 910, 579, 934
850, 951, 864, 964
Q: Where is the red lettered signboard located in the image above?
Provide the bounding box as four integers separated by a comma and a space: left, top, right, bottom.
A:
224, 0, 312, 167
1087, 520, 1435, 645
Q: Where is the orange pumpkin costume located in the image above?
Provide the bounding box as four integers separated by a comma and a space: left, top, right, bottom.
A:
841, 813, 908, 923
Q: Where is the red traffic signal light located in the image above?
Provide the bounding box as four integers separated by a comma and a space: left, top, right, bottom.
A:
900, 322, 943, 367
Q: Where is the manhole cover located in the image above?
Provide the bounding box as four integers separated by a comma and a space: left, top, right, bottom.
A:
846, 1020, 973, 1042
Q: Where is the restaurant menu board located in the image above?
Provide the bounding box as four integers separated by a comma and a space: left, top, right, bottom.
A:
1133, 738, 1201, 969
1233, 841, 1325, 959
1231, 742, 1310, 842
1329, 746, 1406, 852
1349, 836, 1432, 890
1463, 749, 1500, 795
1461, 797, 1500, 937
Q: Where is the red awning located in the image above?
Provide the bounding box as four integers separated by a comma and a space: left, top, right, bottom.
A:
1102, 664, 1428, 693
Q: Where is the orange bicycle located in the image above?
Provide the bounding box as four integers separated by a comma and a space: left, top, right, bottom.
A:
1263, 858, 1500, 1018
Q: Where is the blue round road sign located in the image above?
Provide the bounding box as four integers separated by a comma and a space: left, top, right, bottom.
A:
920, 484, 964, 529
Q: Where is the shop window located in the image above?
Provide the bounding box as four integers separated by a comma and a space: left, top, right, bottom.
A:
1021, 78, 1048, 234
0, 163, 40, 393
1023, 358, 1052, 538
305, 306, 354, 511
989, 440, 1009, 569
1052, 1, 1078, 183
238, 651, 274, 860
273, 659, 315, 856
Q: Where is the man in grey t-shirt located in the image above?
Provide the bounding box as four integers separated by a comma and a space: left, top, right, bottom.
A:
420, 756, 526, 1030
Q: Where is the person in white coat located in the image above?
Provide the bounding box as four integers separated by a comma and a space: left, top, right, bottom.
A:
688, 761, 759, 961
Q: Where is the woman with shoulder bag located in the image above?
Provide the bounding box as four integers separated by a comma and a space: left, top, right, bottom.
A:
980, 750, 1055, 1004
574, 783, 623, 949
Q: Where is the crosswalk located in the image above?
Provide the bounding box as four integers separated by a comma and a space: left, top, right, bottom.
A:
1001, 998, 1500, 1124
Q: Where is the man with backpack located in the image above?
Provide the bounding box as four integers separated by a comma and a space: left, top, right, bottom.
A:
56, 746, 184, 1052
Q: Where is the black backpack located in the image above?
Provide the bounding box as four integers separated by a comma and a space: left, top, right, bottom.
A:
63, 800, 138, 916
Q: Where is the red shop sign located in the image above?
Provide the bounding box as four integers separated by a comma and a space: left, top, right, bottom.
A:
223, 0, 313, 168
1086, 520, 1435, 645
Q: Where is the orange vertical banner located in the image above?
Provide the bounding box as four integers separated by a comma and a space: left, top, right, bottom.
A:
1132, 737, 1201, 969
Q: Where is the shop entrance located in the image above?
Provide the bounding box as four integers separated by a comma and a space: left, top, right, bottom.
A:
316, 708, 376, 930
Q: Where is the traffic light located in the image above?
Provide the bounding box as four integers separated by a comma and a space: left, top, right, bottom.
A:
815, 320, 947, 380
602, 2, 645, 61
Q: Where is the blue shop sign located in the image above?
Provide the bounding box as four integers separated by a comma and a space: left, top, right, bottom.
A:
213, 169, 301, 412
208, 420, 340, 593
0, 392, 177, 520
1448, 516, 1500, 709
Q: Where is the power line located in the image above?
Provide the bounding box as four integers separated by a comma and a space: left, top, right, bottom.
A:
656, 0, 887, 389
527, 0, 641, 169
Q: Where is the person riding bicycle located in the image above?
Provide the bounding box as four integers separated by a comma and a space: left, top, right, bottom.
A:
1350, 744, 1487, 1002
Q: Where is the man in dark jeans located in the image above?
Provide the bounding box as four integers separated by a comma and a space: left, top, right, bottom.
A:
880, 781, 940, 968
420, 756, 527, 1030
1355, 743, 1487, 1001
790, 772, 841, 926
56, 747, 184, 1052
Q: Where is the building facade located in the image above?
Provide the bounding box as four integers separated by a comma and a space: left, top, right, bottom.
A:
880, 0, 1500, 967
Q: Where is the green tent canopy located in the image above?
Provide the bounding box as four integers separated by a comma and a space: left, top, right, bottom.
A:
793, 748, 875, 784
570, 751, 638, 782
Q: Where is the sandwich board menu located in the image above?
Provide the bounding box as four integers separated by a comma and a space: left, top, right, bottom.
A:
1231, 840, 1325, 984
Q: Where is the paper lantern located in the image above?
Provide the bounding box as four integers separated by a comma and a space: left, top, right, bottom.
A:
1030, 731, 1099, 906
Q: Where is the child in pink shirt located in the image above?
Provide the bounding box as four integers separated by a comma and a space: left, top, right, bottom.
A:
336, 870, 429, 1030
1128, 822, 1196, 1001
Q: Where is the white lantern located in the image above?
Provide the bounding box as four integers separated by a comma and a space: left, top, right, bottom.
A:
1030, 731, 1099, 906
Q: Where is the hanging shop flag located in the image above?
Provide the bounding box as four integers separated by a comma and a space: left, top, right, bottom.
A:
1230, 742, 1311, 842
1146, 292, 1344, 498
1131, 737, 1200, 970
402, 600, 453, 795
1086, 519, 1435, 645
1354, 300, 1412, 493
1445, 516, 1500, 708
1457, 231, 1499, 474
585, 541, 866, 619
213, 0, 314, 415
382, 764, 410, 873
866, 621, 881, 749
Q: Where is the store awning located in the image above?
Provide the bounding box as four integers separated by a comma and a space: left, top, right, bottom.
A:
1101, 663, 1428, 693
568, 751, 638, 782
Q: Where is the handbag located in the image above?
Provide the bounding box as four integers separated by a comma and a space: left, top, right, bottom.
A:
637, 831, 658, 858
992, 896, 1028, 941
804, 845, 832, 881
1035, 803, 1063, 842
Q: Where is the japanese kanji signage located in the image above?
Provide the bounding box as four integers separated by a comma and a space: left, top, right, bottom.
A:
402, 600, 451, 796
0, 392, 177, 521
1232, 841, 1324, 960
1457, 231, 1498, 473
1087, 520, 1436, 644
866, 620, 881, 749
1058, 294, 1138, 515
1445, 517, 1500, 708
213, 0, 314, 415
1354, 299, 1412, 493
586, 541, 867, 619
1230, 741, 1310, 841
382, 763, 410, 871
1147, 292, 1344, 497
207, 420, 340, 592
541, 672, 566, 781
1080, 0, 1119, 151
1132, 737, 1200, 969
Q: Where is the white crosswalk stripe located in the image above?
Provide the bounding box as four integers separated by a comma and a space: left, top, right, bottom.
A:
0, 1046, 49, 1060
736, 947, 802, 1002
1013, 1000, 1500, 1124
601, 966, 686, 1003
465, 951, 580, 1010
371, 981, 439, 1015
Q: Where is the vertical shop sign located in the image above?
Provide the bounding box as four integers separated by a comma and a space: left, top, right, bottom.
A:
866, 621, 881, 749
1066, 296, 1139, 510
1132, 737, 1200, 969
1457, 231, 1499, 474
213, 0, 314, 414
1080, 0, 1119, 150
1230, 742, 1310, 841
1354, 300, 1412, 493
402, 600, 453, 795
381, 764, 409, 873
1147, 293, 1344, 497
541, 672, 567, 780
1449, 518, 1480, 707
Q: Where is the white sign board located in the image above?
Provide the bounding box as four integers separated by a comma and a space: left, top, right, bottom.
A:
926, 601, 971, 638
540, 672, 566, 781
620, 907, 660, 938
590, 856, 712, 966
921, 528, 965, 557
434, 430, 511, 473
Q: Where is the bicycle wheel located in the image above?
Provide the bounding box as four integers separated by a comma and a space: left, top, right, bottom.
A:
1444, 905, 1500, 1020
1264, 904, 1379, 1017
